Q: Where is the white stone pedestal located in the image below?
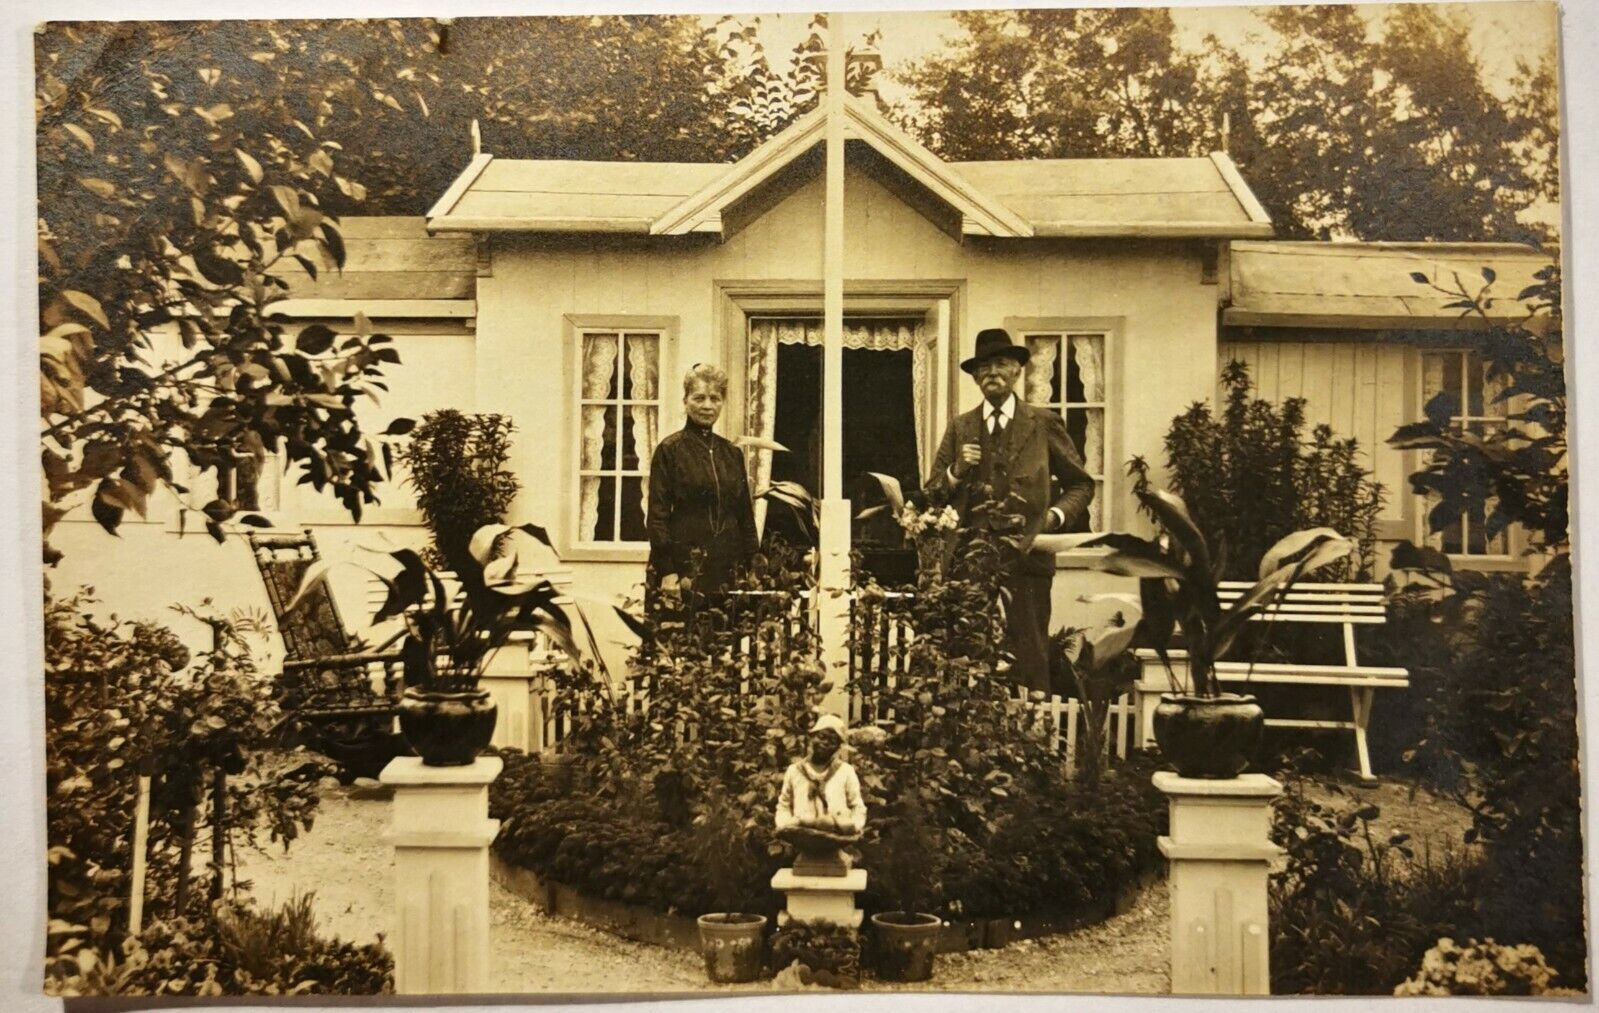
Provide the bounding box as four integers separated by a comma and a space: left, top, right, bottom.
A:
771, 868, 866, 929
1154, 772, 1282, 996
481, 638, 566, 753
380, 756, 503, 995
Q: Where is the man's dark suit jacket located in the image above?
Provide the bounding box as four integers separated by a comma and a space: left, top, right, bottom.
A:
925, 399, 1096, 576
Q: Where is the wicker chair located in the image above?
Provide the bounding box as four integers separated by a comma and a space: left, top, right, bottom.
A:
246, 529, 407, 780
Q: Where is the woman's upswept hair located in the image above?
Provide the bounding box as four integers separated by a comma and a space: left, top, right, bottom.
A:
683, 362, 729, 397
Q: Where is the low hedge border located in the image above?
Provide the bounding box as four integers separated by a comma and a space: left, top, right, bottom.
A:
491, 854, 1156, 955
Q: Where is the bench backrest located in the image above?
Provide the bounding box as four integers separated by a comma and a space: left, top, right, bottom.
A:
1216, 581, 1388, 667
247, 529, 354, 662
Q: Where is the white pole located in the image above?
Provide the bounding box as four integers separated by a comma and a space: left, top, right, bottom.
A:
823, 12, 845, 500
129, 774, 151, 935
817, 11, 852, 716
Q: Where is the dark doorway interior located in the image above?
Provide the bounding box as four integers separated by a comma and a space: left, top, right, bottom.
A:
770, 343, 922, 500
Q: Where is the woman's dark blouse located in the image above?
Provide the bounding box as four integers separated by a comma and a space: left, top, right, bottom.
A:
647, 424, 757, 592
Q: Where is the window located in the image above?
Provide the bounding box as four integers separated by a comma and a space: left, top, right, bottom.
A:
575, 329, 662, 545
1020, 331, 1108, 531
1419, 348, 1512, 556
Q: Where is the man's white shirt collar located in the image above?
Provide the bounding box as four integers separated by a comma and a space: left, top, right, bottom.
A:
985, 394, 1018, 425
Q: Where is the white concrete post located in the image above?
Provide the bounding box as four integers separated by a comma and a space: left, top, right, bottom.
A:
816, 11, 852, 717
1154, 772, 1282, 996
381, 756, 503, 995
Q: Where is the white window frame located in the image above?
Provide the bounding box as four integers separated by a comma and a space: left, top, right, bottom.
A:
563, 315, 676, 562
1006, 316, 1122, 539
1415, 346, 1522, 563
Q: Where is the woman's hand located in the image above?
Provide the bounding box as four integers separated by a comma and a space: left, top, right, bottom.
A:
660, 573, 681, 593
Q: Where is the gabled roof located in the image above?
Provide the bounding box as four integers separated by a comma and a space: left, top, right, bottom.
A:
427, 101, 1273, 240
1225, 241, 1556, 330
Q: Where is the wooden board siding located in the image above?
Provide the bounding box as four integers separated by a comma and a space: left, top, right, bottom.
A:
1226, 241, 1553, 328
1220, 339, 1412, 533
267, 216, 477, 302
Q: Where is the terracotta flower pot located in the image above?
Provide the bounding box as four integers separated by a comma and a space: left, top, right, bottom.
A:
1151, 692, 1265, 779
870, 911, 942, 982
697, 912, 767, 983
396, 686, 497, 767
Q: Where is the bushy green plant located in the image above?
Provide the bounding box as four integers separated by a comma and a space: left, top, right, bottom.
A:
399, 410, 520, 575
770, 919, 862, 988
1390, 264, 1565, 551
1132, 360, 1384, 582
1376, 551, 1584, 987
1269, 762, 1478, 995
45, 895, 392, 997
45, 590, 324, 963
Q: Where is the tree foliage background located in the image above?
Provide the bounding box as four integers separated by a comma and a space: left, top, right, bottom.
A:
35, 10, 1559, 560
897, 5, 1559, 242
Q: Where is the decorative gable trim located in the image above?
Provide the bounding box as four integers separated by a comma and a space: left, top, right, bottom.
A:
426, 152, 492, 223
841, 96, 1031, 239
650, 98, 1031, 239
650, 110, 828, 236
1208, 151, 1273, 228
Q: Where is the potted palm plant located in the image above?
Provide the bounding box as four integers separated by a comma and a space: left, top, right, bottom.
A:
1083, 487, 1353, 778
291, 522, 582, 766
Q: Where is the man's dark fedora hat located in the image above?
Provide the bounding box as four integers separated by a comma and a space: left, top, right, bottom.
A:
960, 327, 1031, 374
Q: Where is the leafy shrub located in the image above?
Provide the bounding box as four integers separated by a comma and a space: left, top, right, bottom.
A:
400, 409, 520, 574
45, 590, 324, 963
1131, 359, 1384, 581
1371, 552, 1585, 987
770, 920, 862, 988
46, 895, 391, 997
1269, 765, 1478, 995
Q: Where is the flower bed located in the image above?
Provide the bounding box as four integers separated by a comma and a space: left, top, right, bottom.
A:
490, 531, 1167, 948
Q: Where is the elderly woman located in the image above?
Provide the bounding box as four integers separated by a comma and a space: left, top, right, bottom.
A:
646, 363, 758, 600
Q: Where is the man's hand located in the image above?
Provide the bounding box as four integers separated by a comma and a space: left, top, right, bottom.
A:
660, 573, 681, 594
951, 443, 982, 480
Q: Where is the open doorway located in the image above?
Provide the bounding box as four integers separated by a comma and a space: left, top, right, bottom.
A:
753, 316, 924, 578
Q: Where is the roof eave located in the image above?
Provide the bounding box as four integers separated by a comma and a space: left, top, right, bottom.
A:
1030, 221, 1276, 239
427, 216, 655, 234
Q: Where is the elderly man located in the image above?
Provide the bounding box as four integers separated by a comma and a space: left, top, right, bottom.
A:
926, 327, 1095, 692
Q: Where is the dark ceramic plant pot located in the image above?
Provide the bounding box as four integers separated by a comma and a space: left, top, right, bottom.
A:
696, 913, 767, 983
870, 911, 942, 982
1152, 692, 1265, 779
396, 686, 497, 767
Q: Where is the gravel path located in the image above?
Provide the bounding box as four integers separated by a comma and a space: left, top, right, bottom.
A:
238, 780, 1170, 995
238, 774, 1468, 996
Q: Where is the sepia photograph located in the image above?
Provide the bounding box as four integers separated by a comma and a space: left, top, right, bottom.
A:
28, 1, 1584, 1000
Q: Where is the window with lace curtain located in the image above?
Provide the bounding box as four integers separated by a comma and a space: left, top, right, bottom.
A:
575, 329, 662, 545
1019, 330, 1109, 532
1419, 348, 1513, 557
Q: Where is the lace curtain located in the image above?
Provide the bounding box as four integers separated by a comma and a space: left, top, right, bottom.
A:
744, 317, 930, 493
578, 332, 659, 541
1024, 332, 1107, 529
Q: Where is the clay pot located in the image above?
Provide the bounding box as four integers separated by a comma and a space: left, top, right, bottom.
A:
1151, 692, 1265, 779
870, 911, 942, 982
396, 686, 497, 767
697, 913, 767, 983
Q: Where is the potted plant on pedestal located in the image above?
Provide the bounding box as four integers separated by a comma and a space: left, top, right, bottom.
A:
1084, 487, 1354, 778
291, 522, 581, 766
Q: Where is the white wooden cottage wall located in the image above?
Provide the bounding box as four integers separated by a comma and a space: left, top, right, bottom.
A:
1218, 339, 1413, 540
474, 163, 1215, 628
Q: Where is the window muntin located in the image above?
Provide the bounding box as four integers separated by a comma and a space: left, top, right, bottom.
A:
576, 330, 661, 544
1419, 348, 1512, 556
1021, 331, 1108, 532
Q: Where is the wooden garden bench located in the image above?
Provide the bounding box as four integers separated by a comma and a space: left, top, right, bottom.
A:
1133, 581, 1409, 783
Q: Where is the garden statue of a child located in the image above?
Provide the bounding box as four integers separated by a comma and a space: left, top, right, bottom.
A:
775, 713, 866, 877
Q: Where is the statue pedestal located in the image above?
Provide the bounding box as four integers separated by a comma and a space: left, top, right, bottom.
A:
381, 756, 502, 995
1154, 771, 1282, 995
771, 868, 867, 929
